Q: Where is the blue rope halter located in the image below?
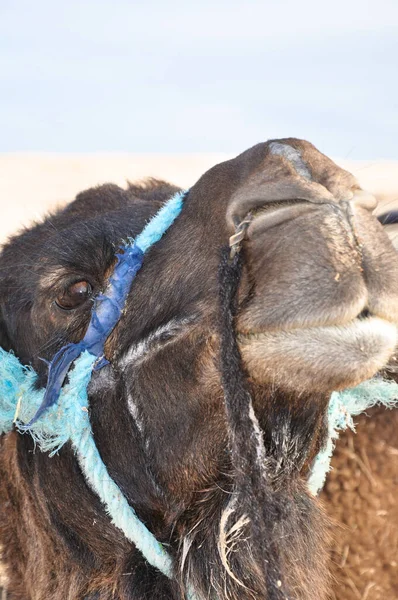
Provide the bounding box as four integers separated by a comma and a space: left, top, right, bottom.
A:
1, 190, 188, 585
22, 190, 186, 428
0, 189, 397, 596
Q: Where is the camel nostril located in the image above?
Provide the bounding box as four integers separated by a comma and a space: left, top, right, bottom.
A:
246, 202, 315, 238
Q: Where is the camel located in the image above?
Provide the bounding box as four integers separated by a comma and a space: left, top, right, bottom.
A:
0, 138, 397, 599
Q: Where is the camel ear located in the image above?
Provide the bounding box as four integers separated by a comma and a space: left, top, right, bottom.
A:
61, 184, 129, 219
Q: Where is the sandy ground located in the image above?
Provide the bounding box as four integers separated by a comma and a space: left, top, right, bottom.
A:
0, 154, 397, 244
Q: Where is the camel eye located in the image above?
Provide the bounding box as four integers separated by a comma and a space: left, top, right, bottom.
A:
55, 281, 93, 310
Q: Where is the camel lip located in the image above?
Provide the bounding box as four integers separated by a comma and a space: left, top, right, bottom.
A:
237, 315, 397, 343
237, 316, 397, 392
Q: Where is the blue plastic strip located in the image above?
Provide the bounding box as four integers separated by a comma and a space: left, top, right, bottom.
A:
21, 190, 185, 428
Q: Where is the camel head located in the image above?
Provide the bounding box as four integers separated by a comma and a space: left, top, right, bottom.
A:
0, 138, 397, 600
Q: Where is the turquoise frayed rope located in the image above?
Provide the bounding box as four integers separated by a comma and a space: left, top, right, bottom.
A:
0, 184, 397, 596
307, 377, 398, 495
0, 187, 200, 597
2, 342, 397, 536
0, 348, 174, 577
1, 345, 398, 595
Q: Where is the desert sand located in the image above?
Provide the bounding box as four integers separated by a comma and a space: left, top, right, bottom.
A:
0, 154, 397, 244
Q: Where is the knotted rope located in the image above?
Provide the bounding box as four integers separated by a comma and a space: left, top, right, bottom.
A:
0, 349, 173, 577
218, 247, 288, 599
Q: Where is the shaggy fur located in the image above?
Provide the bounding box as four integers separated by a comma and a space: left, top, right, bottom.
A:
0, 139, 397, 599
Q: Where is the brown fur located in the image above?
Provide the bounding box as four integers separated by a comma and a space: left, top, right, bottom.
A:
0, 139, 397, 599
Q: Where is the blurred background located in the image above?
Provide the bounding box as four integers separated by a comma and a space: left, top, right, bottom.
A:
0, 0, 397, 241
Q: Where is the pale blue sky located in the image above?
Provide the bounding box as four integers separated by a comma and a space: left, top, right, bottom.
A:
1, 0, 397, 157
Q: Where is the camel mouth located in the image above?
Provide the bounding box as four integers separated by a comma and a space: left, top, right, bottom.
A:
238, 316, 397, 392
